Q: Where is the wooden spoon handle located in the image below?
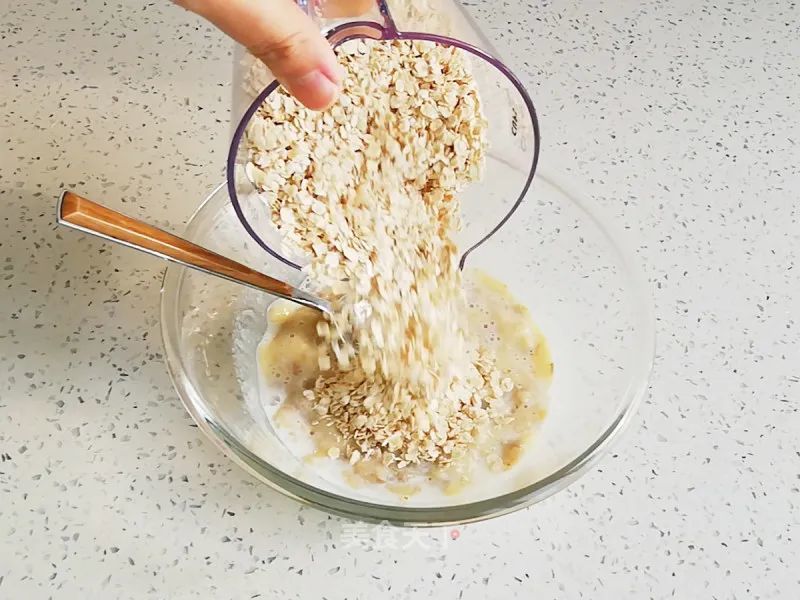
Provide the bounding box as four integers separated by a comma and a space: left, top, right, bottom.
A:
58, 191, 296, 298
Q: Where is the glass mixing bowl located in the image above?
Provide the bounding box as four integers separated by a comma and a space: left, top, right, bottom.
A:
159, 170, 654, 526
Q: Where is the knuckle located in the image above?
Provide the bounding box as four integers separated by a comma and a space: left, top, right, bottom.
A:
249, 31, 310, 71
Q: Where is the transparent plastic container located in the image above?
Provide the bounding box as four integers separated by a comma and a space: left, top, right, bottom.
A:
229, 0, 539, 268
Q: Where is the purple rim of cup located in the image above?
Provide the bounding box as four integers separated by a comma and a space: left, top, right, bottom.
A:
226, 21, 540, 271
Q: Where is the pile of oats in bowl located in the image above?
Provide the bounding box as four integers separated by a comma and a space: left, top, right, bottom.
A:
246, 38, 550, 489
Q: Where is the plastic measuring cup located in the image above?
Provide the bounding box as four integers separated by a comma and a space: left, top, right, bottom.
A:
227, 0, 540, 270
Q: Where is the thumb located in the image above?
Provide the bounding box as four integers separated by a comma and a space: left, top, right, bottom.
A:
176, 0, 343, 110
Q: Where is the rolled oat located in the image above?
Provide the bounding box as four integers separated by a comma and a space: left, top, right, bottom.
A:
246, 39, 513, 468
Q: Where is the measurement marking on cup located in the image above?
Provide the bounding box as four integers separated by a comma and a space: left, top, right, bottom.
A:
511, 107, 519, 136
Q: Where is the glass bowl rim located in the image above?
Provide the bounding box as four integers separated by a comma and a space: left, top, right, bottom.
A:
159, 172, 655, 526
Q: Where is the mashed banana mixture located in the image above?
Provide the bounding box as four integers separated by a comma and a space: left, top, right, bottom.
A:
246, 38, 552, 494
259, 270, 552, 496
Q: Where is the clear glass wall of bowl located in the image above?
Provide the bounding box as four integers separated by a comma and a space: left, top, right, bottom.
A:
160, 172, 653, 525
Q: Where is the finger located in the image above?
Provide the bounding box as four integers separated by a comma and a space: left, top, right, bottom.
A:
175, 0, 343, 110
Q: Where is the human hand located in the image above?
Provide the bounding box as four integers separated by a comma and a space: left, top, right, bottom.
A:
174, 0, 344, 110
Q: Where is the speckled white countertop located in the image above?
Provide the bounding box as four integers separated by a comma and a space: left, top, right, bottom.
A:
1, 0, 798, 597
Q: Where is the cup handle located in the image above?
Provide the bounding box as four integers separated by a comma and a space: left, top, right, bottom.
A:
374, 0, 398, 34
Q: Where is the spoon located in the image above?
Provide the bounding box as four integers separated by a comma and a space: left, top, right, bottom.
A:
56, 191, 332, 315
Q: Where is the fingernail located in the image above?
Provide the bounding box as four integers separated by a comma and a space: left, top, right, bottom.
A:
285, 69, 340, 111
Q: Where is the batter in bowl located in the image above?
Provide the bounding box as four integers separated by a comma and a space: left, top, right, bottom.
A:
257, 269, 552, 499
